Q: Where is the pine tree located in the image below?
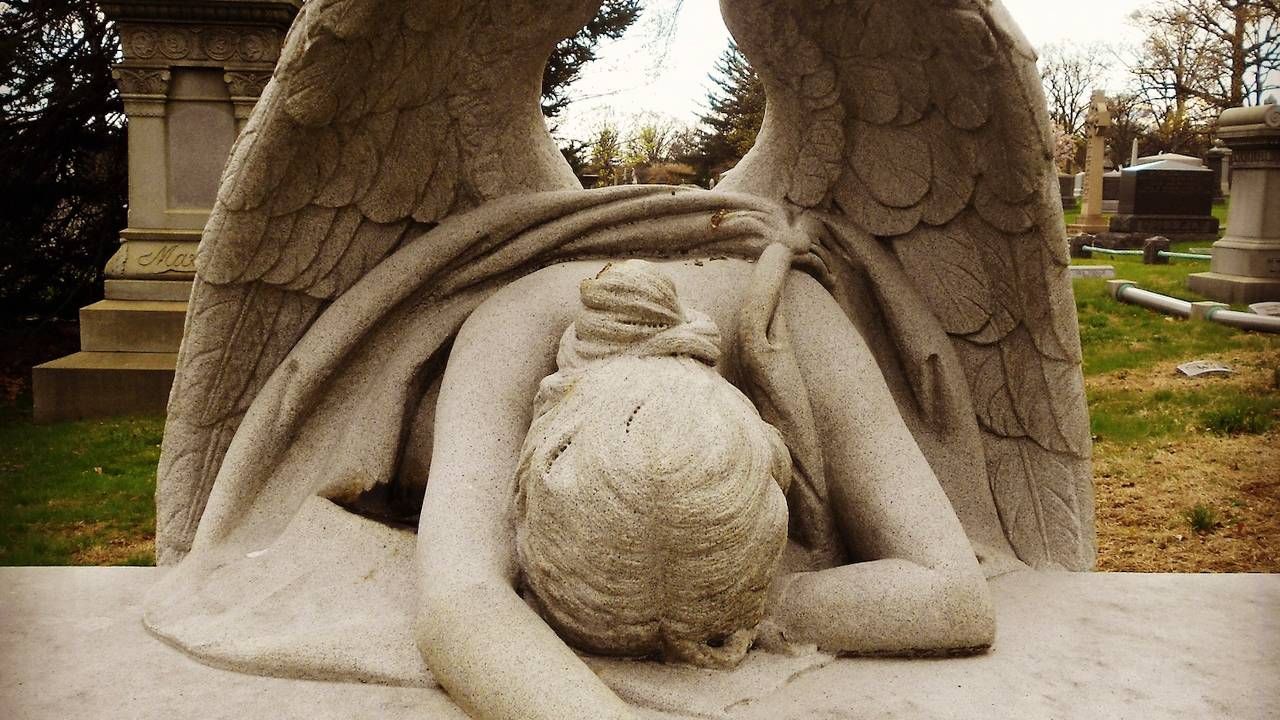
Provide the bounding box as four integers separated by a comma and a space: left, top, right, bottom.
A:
0, 0, 127, 320
543, 0, 643, 118
695, 42, 765, 184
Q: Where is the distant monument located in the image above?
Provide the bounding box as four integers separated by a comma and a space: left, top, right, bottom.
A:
1188, 104, 1280, 303
32, 0, 300, 422
1068, 90, 1111, 235
1106, 160, 1220, 244
1205, 143, 1232, 200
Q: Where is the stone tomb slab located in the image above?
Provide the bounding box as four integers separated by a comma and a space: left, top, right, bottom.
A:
1108, 160, 1220, 243
2, 568, 1276, 719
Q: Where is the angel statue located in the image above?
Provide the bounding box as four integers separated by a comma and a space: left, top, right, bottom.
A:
144, 0, 1094, 718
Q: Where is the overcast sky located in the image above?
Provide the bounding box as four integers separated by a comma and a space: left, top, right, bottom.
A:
555, 0, 1150, 142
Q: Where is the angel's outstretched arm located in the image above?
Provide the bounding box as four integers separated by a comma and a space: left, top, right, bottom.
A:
765, 273, 996, 654
413, 279, 635, 720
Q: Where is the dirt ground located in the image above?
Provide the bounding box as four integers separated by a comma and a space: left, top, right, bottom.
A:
1090, 350, 1279, 573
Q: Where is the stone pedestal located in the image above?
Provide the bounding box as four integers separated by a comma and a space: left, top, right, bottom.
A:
32, 0, 299, 423
1103, 160, 1220, 247
1067, 91, 1111, 235
1189, 105, 1280, 305
3, 568, 1276, 720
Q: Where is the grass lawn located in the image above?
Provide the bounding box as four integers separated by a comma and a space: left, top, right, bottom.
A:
0, 197, 1275, 569
0, 404, 161, 565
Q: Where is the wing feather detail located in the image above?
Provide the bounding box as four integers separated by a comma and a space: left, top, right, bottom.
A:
721, 0, 1093, 569
157, 0, 596, 563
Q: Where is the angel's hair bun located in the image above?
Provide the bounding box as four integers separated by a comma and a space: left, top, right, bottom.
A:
515, 260, 790, 669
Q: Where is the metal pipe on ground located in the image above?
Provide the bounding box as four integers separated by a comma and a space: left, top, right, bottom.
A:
1203, 307, 1280, 333
1107, 281, 1191, 318
1106, 280, 1280, 333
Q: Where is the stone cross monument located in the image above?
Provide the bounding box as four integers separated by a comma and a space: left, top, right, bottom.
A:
1068, 90, 1112, 235
1188, 104, 1280, 303
32, 0, 301, 422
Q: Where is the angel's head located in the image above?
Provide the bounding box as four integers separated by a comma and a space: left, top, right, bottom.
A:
514, 260, 791, 669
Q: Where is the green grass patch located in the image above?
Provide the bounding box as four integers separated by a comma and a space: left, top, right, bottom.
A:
1183, 503, 1220, 534
1200, 398, 1277, 435
0, 405, 161, 565
1088, 384, 1280, 445
1071, 236, 1275, 376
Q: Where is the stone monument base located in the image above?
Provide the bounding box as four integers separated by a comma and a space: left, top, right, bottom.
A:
1187, 237, 1280, 304
31, 284, 189, 423
2, 567, 1275, 719
32, 352, 177, 423
1187, 272, 1280, 304
1108, 214, 1221, 243
1067, 215, 1109, 236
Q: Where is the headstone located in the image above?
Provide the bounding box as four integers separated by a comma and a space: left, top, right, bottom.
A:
1177, 360, 1233, 378
1067, 90, 1112, 235
1106, 160, 1220, 244
1205, 144, 1231, 200
1102, 170, 1122, 214
1069, 265, 1116, 279
31, 0, 301, 423
1188, 104, 1280, 304
1059, 174, 1078, 210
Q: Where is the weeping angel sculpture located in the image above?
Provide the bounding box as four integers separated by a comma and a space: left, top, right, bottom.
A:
145, 1, 1093, 718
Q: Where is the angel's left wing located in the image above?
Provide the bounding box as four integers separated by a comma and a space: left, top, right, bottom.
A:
718, 0, 1093, 570
156, 0, 601, 564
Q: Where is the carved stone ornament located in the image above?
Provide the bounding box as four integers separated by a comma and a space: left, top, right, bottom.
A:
222, 70, 271, 98
111, 67, 171, 96
144, 2, 1094, 719
117, 23, 282, 65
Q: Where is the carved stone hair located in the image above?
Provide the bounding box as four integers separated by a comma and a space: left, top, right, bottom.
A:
514, 261, 791, 669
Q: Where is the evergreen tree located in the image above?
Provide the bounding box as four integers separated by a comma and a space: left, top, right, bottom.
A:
695, 42, 765, 184
543, 0, 643, 118
0, 0, 126, 320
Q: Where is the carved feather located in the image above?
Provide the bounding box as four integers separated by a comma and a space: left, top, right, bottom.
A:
721, 0, 1094, 570
157, 0, 596, 563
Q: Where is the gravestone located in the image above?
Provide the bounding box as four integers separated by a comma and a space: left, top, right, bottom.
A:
31, 0, 300, 422
1059, 174, 1078, 210
1102, 170, 1122, 213
1067, 91, 1111, 234
1205, 144, 1231, 200
1105, 160, 1220, 244
1189, 104, 1280, 303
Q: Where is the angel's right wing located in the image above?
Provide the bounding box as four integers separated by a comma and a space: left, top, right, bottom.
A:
718, 0, 1094, 570
157, 0, 602, 564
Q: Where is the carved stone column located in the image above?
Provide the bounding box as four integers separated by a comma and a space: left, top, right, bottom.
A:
1188, 105, 1280, 304
1067, 90, 1111, 236
32, 0, 300, 423
102, 0, 296, 289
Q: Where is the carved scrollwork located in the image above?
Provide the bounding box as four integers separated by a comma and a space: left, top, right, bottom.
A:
223, 71, 272, 99
159, 29, 192, 59
118, 24, 281, 65
126, 27, 159, 59
112, 67, 171, 96
203, 28, 240, 61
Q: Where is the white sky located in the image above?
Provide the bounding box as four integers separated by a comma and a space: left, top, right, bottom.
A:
555, 0, 1150, 142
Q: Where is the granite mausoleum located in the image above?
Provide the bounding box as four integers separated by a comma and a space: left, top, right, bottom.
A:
1106, 160, 1220, 244
31, 0, 300, 422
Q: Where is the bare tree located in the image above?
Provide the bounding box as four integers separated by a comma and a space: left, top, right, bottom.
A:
1132, 0, 1280, 111
1039, 43, 1113, 137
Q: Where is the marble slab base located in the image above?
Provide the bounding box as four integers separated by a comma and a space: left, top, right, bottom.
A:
1, 568, 1276, 719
